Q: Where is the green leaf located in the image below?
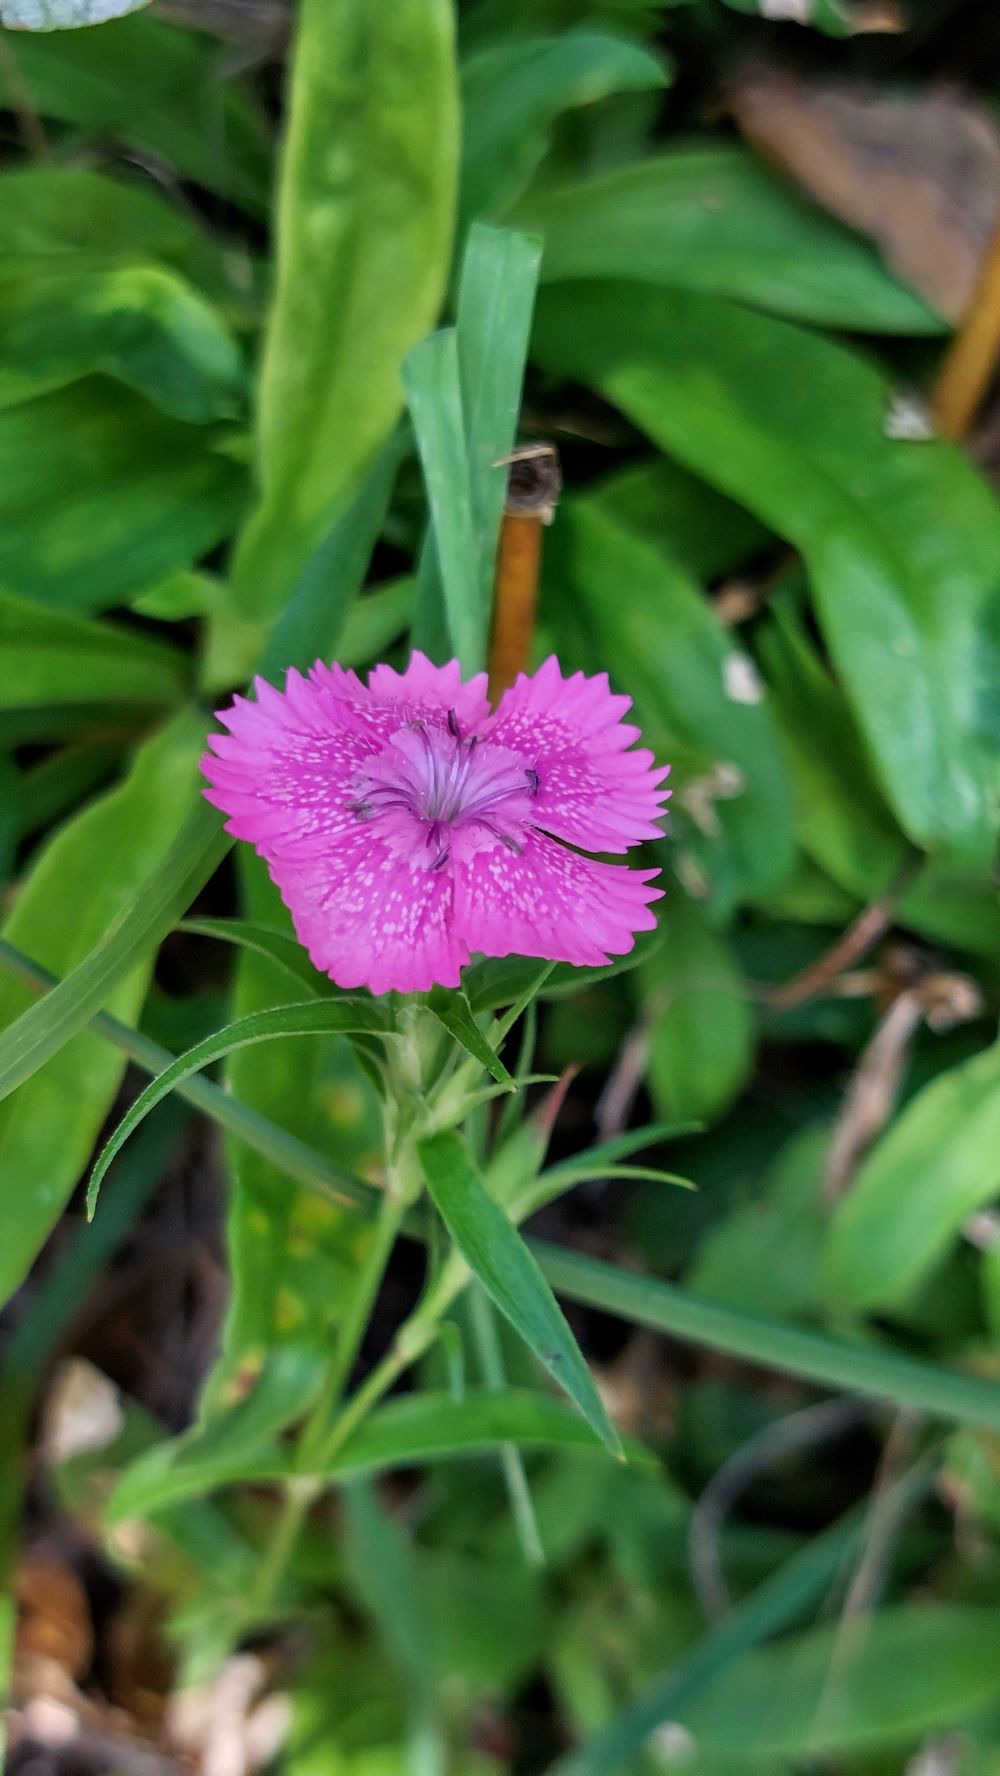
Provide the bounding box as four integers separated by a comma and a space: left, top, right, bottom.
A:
0, 166, 233, 295
688, 1126, 828, 1319
412, 223, 542, 664
641, 885, 754, 1123
0, 0, 149, 27
418, 1130, 620, 1454
107, 1390, 624, 1520
535, 1240, 1000, 1434
404, 328, 482, 672
87, 997, 393, 1216
0, 432, 396, 1108
232, 0, 458, 615
758, 592, 1000, 960
675, 1606, 1000, 1760
427, 986, 515, 1089
533, 282, 1000, 865
553, 497, 794, 909
178, 918, 329, 999
0, 267, 244, 421
338, 576, 415, 667
0, 14, 272, 212
823, 1040, 1000, 1313
0, 380, 243, 614
460, 28, 668, 221
0, 589, 188, 711
0, 935, 377, 1219
204, 854, 384, 1423
0, 710, 206, 1307
517, 145, 943, 333
463, 928, 663, 1016
343, 1480, 433, 1696
547, 1494, 908, 1776
584, 455, 769, 585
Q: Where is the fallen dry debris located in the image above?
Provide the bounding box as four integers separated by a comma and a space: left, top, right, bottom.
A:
727, 64, 1000, 322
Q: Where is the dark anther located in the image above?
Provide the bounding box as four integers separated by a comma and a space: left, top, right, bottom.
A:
348, 798, 373, 819
447, 707, 461, 739
430, 846, 451, 871
525, 768, 540, 795
500, 833, 522, 854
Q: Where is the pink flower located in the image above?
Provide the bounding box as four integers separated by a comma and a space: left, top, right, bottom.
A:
201, 653, 669, 996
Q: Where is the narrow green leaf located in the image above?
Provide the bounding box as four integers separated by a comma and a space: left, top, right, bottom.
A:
87, 999, 392, 1216
404, 328, 482, 671
536, 1242, 1000, 1434
107, 1390, 625, 1520
178, 918, 328, 998
427, 985, 514, 1089
206, 853, 385, 1424
456, 223, 542, 615
548, 1502, 881, 1776
232, 0, 458, 614
343, 1480, 432, 1690
418, 1131, 620, 1454
412, 223, 541, 662
0, 711, 205, 1306
0, 938, 374, 1221
676, 1605, 1000, 1761
824, 1040, 1000, 1312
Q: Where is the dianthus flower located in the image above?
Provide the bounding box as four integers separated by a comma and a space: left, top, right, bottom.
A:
201, 653, 669, 996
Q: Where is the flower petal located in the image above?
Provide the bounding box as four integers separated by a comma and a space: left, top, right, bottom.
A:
453, 831, 662, 969
201, 669, 374, 853
269, 826, 468, 995
485, 656, 670, 854
309, 649, 491, 747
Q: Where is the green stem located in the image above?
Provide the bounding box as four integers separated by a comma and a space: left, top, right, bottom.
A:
248, 1184, 410, 1621
316, 1249, 469, 1470
298, 1186, 408, 1471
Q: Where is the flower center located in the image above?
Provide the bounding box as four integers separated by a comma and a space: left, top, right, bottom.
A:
350, 712, 538, 868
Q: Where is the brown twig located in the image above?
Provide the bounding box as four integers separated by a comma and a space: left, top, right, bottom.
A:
487, 445, 561, 703
766, 862, 915, 1011
932, 207, 1000, 440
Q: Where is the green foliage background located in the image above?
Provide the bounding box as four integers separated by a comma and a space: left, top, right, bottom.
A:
1, 0, 999, 1771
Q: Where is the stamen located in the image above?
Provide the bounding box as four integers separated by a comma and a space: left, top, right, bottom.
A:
447, 707, 461, 740
525, 768, 540, 795
430, 846, 450, 870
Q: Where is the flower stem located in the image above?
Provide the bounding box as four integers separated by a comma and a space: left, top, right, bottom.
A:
297, 1185, 409, 1471
248, 1183, 409, 1622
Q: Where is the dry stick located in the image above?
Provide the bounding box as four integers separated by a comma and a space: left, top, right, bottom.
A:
932, 208, 1000, 440
487, 444, 562, 702
766, 862, 916, 1011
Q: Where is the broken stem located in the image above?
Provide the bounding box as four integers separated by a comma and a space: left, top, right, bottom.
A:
488, 444, 561, 703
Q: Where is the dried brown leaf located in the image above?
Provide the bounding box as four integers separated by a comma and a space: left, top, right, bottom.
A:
728, 65, 1000, 322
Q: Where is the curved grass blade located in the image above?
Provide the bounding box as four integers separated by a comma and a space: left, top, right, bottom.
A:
87, 999, 392, 1217
179, 917, 329, 998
